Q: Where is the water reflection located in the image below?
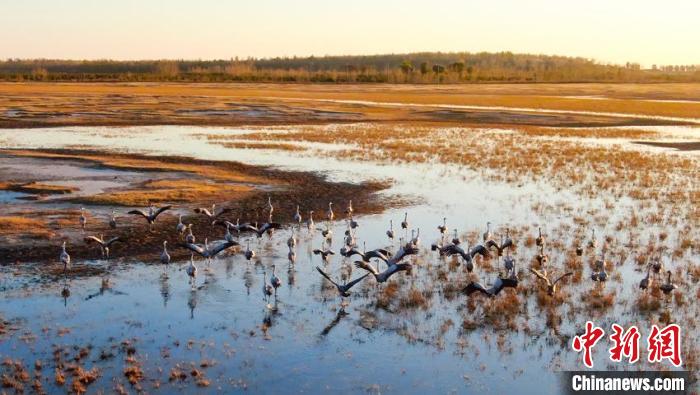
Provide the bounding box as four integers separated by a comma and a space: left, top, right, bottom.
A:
187, 289, 197, 319
320, 308, 349, 336
159, 274, 170, 307
243, 266, 254, 295
287, 264, 295, 286
85, 277, 127, 301
60, 281, 70, 307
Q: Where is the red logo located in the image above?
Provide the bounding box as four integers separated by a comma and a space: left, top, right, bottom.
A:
573, 322, 683, 368
647, 324, 682, 367
572, 321, 606, 368
609, 324, 640, 364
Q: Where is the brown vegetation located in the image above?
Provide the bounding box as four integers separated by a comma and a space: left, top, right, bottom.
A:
1, 82, 700, 130
0, 216, 54, 239
75, 180, 253, 207
0, 182, 77, 195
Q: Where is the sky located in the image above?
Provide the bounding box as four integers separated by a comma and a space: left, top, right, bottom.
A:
1, 0, 698, 67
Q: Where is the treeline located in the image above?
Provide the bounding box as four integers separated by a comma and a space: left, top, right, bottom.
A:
1, 52, 699, 83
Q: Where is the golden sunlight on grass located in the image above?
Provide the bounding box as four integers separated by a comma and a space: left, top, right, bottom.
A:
213, 123, 699, 230
0, 182, 77, 195
2, 82, 700, 129
75, 180, 253, 206
0, 150, 274, 184
217, 141, 307, 151
0, 216, 53, 239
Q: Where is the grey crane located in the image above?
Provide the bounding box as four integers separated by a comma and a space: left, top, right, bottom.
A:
85, 233, 120, 259
530, 268, 573, 296
316, 266, 368, 297
128, 204, 172, 230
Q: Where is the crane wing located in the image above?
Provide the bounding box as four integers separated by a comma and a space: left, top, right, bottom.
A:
194, 207, 212, 217
354, 260, 379, 275
127, 209, 148, 218
315, 266, 339, 288
462, 282, 490, 296
529, 268, 549, 284
365, 249, 389, 263
552, 272, 574, 285
208, 240, 239, 256
344, 273, 369, 290
152, 205, 172, 219
469, 244, 490, 259
181, 242, 206, 256
85, 236, 103, 245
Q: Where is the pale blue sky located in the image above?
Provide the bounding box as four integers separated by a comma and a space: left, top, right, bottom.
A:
1, 0, 698, 66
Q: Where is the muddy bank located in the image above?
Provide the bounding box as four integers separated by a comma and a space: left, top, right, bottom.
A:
0, 148, 392, 267
633, 140, 700, 151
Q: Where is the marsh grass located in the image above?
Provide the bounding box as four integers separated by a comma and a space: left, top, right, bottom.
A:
0, 150, 274, 184
517, 126, 661, 139
0, 216, 53, 239
216, 141, 307, 152
73, 180, 253, 206
583, 287, 616, 311
232, 124, 699, 239
0, 182, 77, 195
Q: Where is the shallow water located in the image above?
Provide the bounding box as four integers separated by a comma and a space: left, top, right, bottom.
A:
0, 190, 28, 203
0, 125, 697, 394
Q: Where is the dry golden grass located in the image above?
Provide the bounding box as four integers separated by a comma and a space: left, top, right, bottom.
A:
217, 141, 307, 152
0, 182, 77, 195
239, 124, 699, 234
2, 81, 700, 99
376, 282, 399, 309
636, 292, 662, 312
398, 288, 431, 310
1, 82, 699, 114
0, 150, 273, 184
0, 216, 53, 239
583, 287, 616, 310
75, 180, 252, 206
516, 126, 660, 139
482, 290, 522, 330
2, 82, 700, 130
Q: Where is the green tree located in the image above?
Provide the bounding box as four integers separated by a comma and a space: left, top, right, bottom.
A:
399, 60, 414, 74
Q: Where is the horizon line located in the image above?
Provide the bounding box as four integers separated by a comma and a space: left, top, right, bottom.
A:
2, 51, 697, 68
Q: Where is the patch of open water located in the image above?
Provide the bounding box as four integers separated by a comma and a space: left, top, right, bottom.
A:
0, 125, 696, 393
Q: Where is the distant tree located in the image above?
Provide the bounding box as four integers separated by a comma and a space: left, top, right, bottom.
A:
432, 64, 445, 84
1, 52, 698, 83
156, 61, 179, 77
31, 67, 48, 80
399, 60, 414, 74
420, 62, 430, 75
449, 61, 465, 75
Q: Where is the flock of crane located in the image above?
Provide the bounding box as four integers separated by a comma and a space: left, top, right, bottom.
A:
57, 197, 679, 306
